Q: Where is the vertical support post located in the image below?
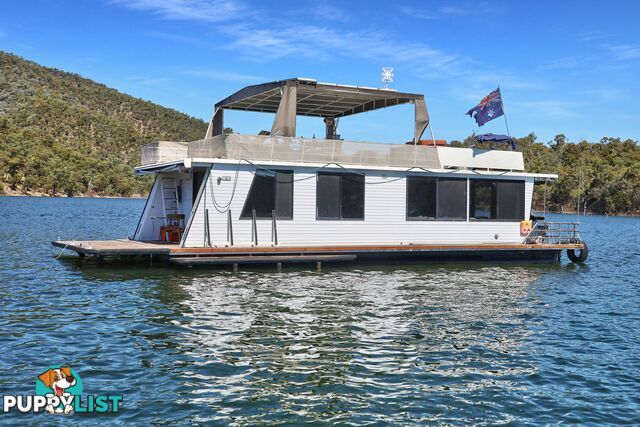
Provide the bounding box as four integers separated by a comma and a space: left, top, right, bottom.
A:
252, 208, 258, 246
227, 209, 234, 246
316, 261, 322, 272
276, 262, 282, 272
271, 209, 278, 246
233, 263, 238, 273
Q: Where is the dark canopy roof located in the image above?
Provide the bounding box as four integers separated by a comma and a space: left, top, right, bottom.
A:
215, 78, 425, 118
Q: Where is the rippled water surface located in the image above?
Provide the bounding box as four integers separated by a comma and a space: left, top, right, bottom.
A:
0, 196, 639, 425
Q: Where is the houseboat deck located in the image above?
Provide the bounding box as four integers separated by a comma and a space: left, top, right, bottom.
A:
52, 239, 585, 266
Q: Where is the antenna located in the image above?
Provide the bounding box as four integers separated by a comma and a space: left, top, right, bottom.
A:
381, 67, 394, 88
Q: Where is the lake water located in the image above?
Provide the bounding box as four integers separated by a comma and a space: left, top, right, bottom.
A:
0, 196, 638, 425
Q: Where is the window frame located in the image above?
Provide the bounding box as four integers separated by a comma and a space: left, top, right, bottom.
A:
469, 178, 526, 222
405, 175, 467, 222
316, 171, 365, 221
240, 169, 294, 220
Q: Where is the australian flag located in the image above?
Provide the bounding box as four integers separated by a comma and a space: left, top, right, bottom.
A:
466, 88, 504, 126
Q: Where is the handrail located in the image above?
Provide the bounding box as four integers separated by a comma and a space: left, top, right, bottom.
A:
525, 221, 581, 244
251, 208, 258, 246
227, 209, 234, 246
271, 210, 278, 246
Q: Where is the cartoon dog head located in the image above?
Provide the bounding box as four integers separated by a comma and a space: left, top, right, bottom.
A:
38, 367, 76, 397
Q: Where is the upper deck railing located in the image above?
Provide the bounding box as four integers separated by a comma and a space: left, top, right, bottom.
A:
140, 134, 526, 172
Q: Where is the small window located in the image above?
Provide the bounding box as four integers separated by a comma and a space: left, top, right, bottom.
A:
470, 179, 525, 220
317, 172, 365, 220
406, 176, 436, 220
241, 170, 293, 219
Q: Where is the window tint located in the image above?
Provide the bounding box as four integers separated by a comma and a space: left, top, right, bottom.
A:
406, 176, 466, 220
406, 176, 436, 219
317, 172, 365, 220
437, 178, 467, 220
241, 170, 293, 219
341, 174, 365, 219
497, 180, 525, 220
470, 179, 525, 220
316, 173, 341, 219
470, 180, 496, 219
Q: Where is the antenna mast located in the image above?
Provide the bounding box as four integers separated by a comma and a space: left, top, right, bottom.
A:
381, 67, 394, 89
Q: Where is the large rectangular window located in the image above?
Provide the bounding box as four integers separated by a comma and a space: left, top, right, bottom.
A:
407, 176, 466, 220
241, 170, 293, 219
317, 172, 365, 220
470, 179, 525, 220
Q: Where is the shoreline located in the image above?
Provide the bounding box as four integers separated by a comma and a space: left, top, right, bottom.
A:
2, 194, 638, 217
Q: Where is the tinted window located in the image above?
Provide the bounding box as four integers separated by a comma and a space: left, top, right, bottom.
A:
275, 172, 293, 219
497, 180, 525, 220
437, 178, 467, 220
341, 174, 365, 219
316, 173, 340, 219
470, 180, 496, 219
470, 179, 525, 220
241, 170, 293, 219
406, 176, 436, 219
317, 172, 365, 220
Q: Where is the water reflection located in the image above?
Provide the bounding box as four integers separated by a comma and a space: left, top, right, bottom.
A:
132, 265, 547, 424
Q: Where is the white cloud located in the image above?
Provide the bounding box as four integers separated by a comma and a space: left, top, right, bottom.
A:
111, 0, 245, 22
182, 68, 263, 82
603, 43, 640, 60
513, 100, 581, 119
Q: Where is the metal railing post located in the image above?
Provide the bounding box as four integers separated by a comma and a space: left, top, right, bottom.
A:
205, 208, 211, 247
227, 209, 234, 246
271, 209, 278, 245
251, 208, 258, 246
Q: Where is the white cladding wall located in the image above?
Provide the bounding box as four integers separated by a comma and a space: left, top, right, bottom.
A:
182, 163, 534, 247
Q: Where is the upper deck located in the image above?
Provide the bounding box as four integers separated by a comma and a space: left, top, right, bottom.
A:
135, 77, 553, 179
138, 134, 528, 173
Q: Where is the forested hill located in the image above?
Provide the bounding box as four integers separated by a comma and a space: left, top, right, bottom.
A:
0, 51, 207, 196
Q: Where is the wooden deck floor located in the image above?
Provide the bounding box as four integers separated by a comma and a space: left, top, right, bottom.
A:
52, 239, 584, 257
52, 239, 176, 256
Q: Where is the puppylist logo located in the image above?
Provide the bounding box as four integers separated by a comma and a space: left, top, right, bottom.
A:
2, 365, 123, 415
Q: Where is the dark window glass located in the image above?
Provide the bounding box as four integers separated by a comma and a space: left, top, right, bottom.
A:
316, 173, 341, 219
192, 168, 207, 204
275, 172, 293, 219
241, 170, 293, 219
317, 172, 365, 220
437, 178, 467, 220
406, 176, 436, 219
496, 180, 525, 220
341, 174, 365, 219
470, 180, 496, 219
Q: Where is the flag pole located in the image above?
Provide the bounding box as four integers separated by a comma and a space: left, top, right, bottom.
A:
498, 85, 511, 137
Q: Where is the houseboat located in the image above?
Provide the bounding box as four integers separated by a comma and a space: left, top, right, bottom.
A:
53, 78, 588, 267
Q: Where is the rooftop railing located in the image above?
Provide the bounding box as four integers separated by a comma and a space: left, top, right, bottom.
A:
139, 133, 526, 171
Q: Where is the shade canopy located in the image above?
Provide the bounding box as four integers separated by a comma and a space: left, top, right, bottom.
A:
475, 133, 516, 149
207, 78, 430, 141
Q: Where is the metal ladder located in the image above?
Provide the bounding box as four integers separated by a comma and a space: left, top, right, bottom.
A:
160, 177, 180, 224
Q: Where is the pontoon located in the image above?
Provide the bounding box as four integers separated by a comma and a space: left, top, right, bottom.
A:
53, 78, 588, 267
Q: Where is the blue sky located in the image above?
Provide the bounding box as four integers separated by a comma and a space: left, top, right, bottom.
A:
1, 0, 639, 143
